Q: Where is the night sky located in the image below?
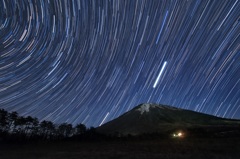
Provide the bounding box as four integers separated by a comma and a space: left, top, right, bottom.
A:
0, 0, 239, 127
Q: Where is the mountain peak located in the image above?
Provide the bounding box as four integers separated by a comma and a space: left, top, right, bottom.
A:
135, 103, 180, 114
136, 103, 151, 114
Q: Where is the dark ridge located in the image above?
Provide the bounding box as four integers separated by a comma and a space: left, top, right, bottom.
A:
97, 103, 240, 136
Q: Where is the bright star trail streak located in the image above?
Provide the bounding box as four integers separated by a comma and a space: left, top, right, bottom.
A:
153, 61, 167, 88
99, 112, 110, 126
0, 0, 240, 127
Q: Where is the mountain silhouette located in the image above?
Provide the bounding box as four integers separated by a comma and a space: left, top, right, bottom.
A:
97, 103, 240, 136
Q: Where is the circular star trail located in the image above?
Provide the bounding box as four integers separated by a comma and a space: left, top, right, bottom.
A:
0, 0, 240, 127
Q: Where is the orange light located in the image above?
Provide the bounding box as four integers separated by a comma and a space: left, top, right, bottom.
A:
178, 132, 182, 136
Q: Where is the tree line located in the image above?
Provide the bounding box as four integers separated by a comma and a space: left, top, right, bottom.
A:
0, 108, 93, 141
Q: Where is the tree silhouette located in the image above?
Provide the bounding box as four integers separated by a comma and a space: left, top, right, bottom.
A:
58, 123, 73, 138
75, 123, 87, 135
15, 116, 27, 134
0, 109, 8, 133
0, 108, 90, 141
24, 116, 35, 135
31, 117, 39, 137
8, 111, 18, 133
40, 120, 48, 135
40, 120, 55, 139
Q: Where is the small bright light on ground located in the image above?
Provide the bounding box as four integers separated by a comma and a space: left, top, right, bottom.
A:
173, 132, 183, 138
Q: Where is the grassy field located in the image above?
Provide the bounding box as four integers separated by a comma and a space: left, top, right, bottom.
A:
0, 137, 240, 159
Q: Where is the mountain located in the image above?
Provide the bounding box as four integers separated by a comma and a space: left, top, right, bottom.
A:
96, 103, 240, 136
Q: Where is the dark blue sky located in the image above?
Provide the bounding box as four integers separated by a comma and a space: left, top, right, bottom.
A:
0, 0, 239, 127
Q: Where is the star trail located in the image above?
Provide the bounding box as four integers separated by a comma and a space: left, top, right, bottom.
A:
0, 0, 240, 127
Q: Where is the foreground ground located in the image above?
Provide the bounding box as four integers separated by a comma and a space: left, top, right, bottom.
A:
0, 137, 240, 159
